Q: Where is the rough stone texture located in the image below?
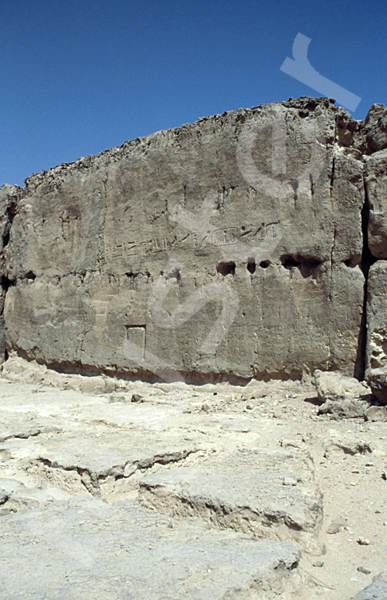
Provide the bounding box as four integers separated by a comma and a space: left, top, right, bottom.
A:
314, 369, 373, 418
351, 571, 387, 600
366, 404, 387, 421
139, 447, 323, 553
365, 149, 387, 259
0, 495, 303, 600
0, 362, 310, 599
0, 360, 322, 557
1, 98, 387, 383
324, 436, 373, 456
337, 103, 387, 156
1, 358, 387, 598
365, 261, 387, 403
0, 184, 21, 362
0, 97, 368, 382
363, 104, 387, 154
314, 370, 371, 402
317, 398, 370, 419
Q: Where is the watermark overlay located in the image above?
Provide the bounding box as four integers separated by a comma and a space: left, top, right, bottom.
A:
119, 336, 186, 383
148, 259, 240, 356
169, 187, 282, 263
236, 105, 326, 200
280, 32, 361, 112
119, 103, 329, 383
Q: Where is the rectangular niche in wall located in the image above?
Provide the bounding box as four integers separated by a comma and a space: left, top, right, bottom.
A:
125, 325, 146, 359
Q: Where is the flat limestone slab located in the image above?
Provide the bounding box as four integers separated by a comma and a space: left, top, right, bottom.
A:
351, 571, 387, 600
0, 426, 206, 502
139, 447, 323, 552
0, 495, 302, 600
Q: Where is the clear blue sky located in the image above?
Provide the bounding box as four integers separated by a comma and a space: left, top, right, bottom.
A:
1, 0, 386, 187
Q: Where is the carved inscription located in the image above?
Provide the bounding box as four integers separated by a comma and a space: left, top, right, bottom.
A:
211, 228, 238, 246
107, 223, 280, 259
107, 233, 199, 259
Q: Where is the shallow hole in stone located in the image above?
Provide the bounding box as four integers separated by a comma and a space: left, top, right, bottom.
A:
281, 255, 322, 278
247, 259, 256, 274
217, 262, 235, 276
302, 258, 322, 269
166, 268, 180, 281
259, 261, 270, 269
24, 271, 36, 282
344, 257, 360, 268
1, 276, 13, 292
281, 256, 301, 269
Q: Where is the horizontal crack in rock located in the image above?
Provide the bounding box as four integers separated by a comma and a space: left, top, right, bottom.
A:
34, 449, 200, 497
0, 427, 60, 443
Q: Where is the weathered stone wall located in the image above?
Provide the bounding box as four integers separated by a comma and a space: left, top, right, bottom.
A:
1, 97, 387, 384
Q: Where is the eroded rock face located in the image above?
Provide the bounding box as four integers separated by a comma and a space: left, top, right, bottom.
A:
365, 261, 387, 403
0, 184, 21, 362
363, 104, 387, 154
336, 103, 387, 156
365, 149, 387, 259
2, 98, 387, 383
0, 97, 371, 382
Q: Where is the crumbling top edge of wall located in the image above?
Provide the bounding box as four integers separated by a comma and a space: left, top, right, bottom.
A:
1, 95, 385, 208
0, 96, 362, 198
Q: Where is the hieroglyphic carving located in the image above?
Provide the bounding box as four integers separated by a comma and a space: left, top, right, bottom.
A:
106, 224, 280, 260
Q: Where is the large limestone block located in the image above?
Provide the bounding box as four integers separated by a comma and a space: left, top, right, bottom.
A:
0, 185, 20, 258
365, 261, 387, 403
139, 447, 323, 552
365, 149, 387, 258
0, 185, 21, 361
362, 104, 387, 154
314, 369, 373, 418
0, 496, 302, 600
314, 369, 371, 403
3, 98, 365, 380
0, 414, 208, 501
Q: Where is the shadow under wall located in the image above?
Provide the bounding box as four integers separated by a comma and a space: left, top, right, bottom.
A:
355, 186, 377, 380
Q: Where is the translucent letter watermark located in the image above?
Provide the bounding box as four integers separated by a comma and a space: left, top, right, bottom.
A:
280, 32, 361, 112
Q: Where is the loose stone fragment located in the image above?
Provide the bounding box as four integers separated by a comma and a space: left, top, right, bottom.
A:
351, 571, 387, 600
326, 517, 347, 534
357, 537, 371, 546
